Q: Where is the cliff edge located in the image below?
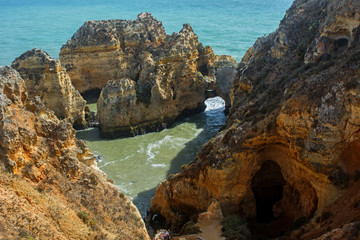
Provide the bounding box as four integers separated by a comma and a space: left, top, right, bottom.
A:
150, 0, 360, 239
0, 66, 149, 239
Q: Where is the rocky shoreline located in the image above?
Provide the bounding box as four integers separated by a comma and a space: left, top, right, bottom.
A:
1, 0, 360, 239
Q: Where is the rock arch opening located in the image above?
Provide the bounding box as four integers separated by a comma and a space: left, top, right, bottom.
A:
204, 96, 225, 112
251, 160, 285, 223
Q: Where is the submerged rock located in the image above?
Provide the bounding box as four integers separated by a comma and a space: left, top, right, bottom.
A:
150, 0, 360, 238
60, 13, 234, 137
11, 49, 87, 129
0, 66, 150, 239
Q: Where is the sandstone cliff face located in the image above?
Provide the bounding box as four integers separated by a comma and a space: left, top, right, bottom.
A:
11, 49, 87, 129
60, 12, 232, 137
0, 66, 149, 239
150, 0, 360, 238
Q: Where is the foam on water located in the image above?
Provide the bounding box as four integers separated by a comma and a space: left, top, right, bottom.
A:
151, 163, 166, 168
76, 97, 227, 216
205, 96, 225, 111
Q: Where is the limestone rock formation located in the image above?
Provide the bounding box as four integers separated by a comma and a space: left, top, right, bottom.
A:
208, 55, 238, 110
60, 12, 168, 95
11, 49, 87, 129
0, 66, 149, 239
60, 13, 233, 137
150, 0, 360, 238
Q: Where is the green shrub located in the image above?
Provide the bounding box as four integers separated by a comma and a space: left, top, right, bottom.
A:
297, 20, 319, 59
221, 215, 250, 240
78, 210, 97, 228
78, 211, 89, 223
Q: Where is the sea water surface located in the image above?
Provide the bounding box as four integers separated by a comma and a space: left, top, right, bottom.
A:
0, 0, 293, 216
0, 0, 292, 65
77, 97, 227, 216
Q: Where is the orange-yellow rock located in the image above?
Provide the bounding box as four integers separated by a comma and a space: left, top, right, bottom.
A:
150, 0, 360, 239
0, 66, 150, 239
12, 49, 87, 128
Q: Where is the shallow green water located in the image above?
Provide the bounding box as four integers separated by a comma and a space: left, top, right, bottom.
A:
87, 102, 98, 112
76, 97, 226, 216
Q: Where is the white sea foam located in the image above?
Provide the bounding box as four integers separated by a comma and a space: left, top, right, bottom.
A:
146, 135, 174, 162
101, 155, 132, 168
151, 163, 166, 168
205, 96, 225, 111
116, 183, 130, 195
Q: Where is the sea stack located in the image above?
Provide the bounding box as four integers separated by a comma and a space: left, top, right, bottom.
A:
150, 0, 360, 238
60, 13, 234, 137
11, 49, 87, 129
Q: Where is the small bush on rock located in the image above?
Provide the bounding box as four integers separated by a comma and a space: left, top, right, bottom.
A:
221, 215, 251, 240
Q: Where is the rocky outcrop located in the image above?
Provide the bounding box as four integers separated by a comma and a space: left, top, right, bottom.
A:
150, 0, 360, 238
0, 66, 149, 239
96, 23, 214, 136
207, 55, 238, 110
11, 49, 87, 129
60, 12, 168, 95
60, 13, 233, 137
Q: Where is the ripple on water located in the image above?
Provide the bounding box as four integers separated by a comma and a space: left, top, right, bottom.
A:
76, 97, 226, 216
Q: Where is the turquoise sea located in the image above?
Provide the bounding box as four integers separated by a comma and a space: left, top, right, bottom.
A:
0, 0, 292, 65
0, 0, 293, 216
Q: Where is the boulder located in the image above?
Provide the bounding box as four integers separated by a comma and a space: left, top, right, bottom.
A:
12, 49, 87, 128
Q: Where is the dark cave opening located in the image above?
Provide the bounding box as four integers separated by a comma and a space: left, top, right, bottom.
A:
81, 88, 101, 104
251, 161, 285, 223
335, 38, 349, 48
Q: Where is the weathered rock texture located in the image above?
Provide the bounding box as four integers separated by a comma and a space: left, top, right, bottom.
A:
150, 0, 360, 238
208, 55, 238, 110
0, 66, 149, 239
11, 49, 87, 129
60, 13, 233, 137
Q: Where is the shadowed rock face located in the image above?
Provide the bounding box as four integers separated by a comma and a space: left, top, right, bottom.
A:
0, 66, 150, 240
150, 0, 360, 238
11, 49, 87, 129
61, 12, 235, 137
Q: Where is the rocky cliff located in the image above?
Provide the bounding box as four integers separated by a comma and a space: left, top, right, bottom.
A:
60, 13, 233, 137
0, 66, 149, 239
150, 0, 360, 238
11, 49, 87, 129
60, 12, 168, 96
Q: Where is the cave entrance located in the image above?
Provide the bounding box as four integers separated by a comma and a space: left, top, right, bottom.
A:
251, 161, 285, 223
